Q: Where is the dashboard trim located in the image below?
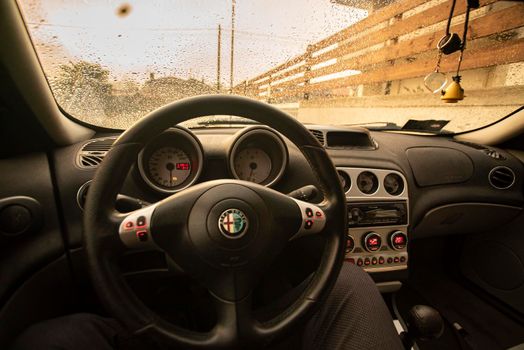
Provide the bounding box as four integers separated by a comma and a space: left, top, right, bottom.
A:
338, 167, 409, 273
337, 167, 409, 201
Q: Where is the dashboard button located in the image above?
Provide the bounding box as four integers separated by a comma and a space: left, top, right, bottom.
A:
400, 256, 406, 263
346, 258, 355, 264
394, 257, 400, 263
379, 256, 385, 264
371, 257, 378, 265
357, 258, 363, 266
387, 257, 393, 264
364, 258, 371, 266
124, 221, 134, 230
349, 208, 364, 224
305, 208, 313, 217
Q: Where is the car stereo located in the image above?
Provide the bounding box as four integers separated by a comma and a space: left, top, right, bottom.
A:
348, 201, 407, 228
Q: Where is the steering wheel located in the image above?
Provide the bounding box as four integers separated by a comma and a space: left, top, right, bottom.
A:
83, 95, 347, 349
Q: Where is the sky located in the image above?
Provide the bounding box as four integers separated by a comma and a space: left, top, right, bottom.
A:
20, 0, 368, 86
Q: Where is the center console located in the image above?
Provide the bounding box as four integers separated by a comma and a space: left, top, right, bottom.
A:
337, 167, 409, 273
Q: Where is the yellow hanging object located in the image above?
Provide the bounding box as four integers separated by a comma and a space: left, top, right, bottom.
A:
441, 77, 464, 103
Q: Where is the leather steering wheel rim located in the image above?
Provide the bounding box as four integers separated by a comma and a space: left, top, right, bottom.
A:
83, 95, 347, 349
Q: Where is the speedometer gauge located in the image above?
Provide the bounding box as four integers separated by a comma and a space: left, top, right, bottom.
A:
138, 128, 204, 194
233, 148, 272, 184
148, 147, 191, 188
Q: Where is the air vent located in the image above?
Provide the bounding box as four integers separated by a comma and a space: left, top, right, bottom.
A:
76, 181, 91, 210
326, 130, 376, 149
489, 166, 515, 190
76, 137, 116, 168
309, 130, 325, 145
454, 140, 505, 160
482, 149, 505, 160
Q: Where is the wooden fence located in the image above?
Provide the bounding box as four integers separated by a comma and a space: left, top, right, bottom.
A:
233, 0, 524, 102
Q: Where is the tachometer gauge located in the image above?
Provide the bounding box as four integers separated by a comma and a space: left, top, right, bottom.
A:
148, 147, 191, 188
233, 148, 272, 184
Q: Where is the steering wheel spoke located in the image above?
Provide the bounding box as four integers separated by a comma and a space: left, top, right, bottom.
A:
211, 293, 255, 346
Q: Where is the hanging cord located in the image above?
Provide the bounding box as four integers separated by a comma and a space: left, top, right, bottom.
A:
435, 52, 443, 73
461, 3, 471, 49
455, 3, 472, 78
445, 0, 458, 35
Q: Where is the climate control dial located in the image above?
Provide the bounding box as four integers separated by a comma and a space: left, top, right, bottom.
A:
346, 234, 355, 253
363, 232, 382, 252
389, 231, 408, 250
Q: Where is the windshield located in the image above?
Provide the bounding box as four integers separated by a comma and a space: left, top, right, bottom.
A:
19, 0, 524, 133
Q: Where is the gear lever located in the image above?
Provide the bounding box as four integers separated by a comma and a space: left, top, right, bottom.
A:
400, 305, 444, 349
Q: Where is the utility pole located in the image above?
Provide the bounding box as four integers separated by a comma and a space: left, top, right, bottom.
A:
217, 24, 222, 93
230, 0, 236, 93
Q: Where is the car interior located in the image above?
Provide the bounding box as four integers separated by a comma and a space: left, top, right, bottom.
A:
1, 0, 524, 349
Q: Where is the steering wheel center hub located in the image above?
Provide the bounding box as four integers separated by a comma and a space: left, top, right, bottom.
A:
218, 208, 249, 239
186, 183, 267, 267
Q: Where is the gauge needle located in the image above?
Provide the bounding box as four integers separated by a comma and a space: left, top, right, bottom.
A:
249, 162, 257, 182
166, 162, 175, 187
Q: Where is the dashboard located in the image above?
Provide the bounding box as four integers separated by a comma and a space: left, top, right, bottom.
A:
53, 124, 524, 289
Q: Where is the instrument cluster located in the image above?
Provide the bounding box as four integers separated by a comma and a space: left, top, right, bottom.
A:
138, 126, 289, 194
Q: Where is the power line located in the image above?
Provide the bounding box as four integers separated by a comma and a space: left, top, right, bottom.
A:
230, 0, 236, 91
27, 22, 310, 41
27, 22, 219, 32
217, 24, 222, 92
